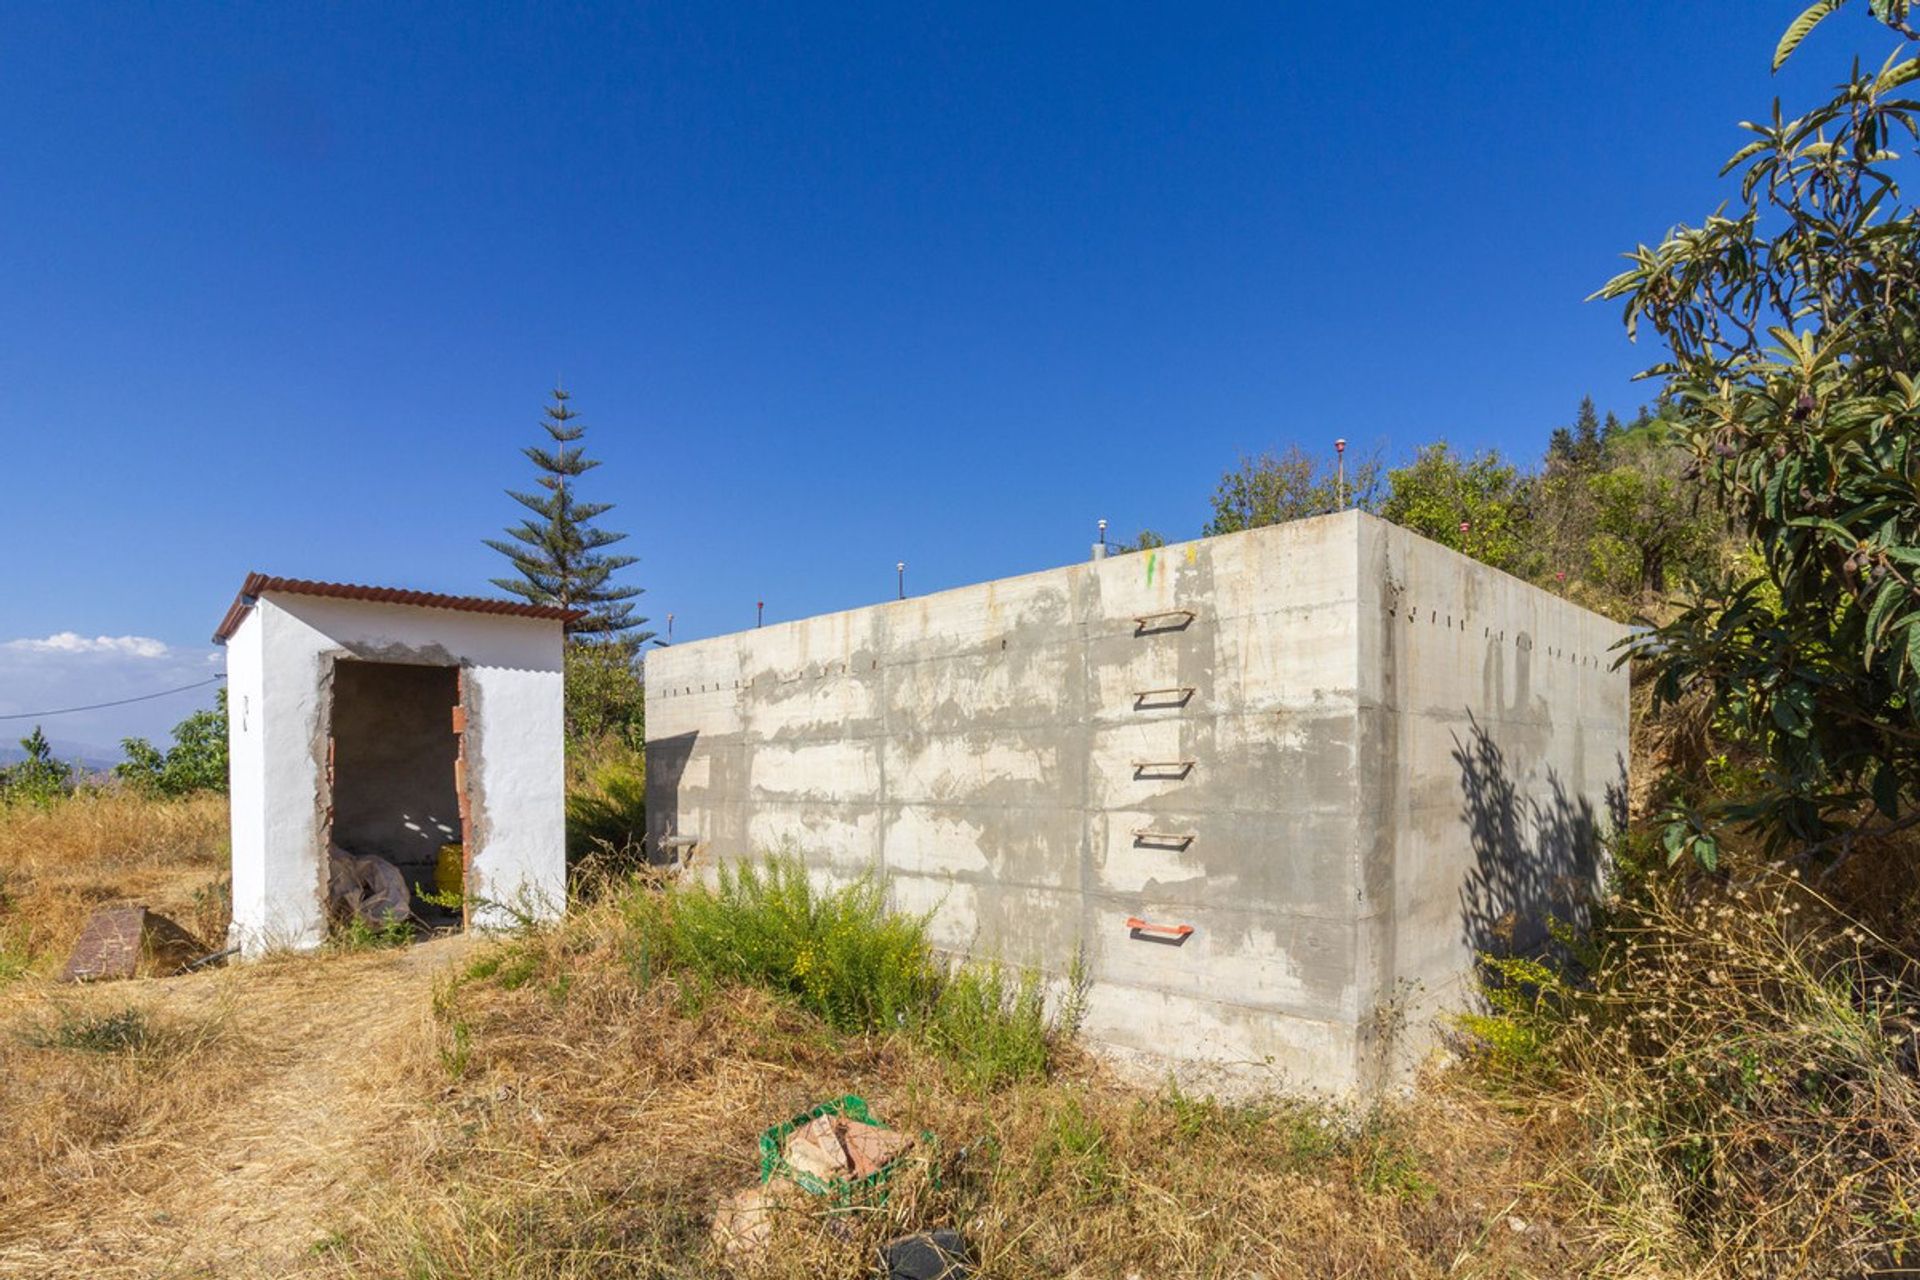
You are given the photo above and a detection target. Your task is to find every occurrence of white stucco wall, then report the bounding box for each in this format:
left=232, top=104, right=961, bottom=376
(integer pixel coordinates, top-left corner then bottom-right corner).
left=223, top=593, right=567, bottom=953
left=223, top=609, right=276, bottom=942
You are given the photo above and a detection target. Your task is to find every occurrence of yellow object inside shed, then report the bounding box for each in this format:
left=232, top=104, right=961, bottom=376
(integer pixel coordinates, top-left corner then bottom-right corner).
left=435, top=843, right=465, bottom=897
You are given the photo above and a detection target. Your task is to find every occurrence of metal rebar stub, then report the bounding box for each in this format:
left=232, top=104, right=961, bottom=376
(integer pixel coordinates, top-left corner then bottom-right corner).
left=1131, top=828, right=1197, bottom=849
left=1125, top=917, right=1195, bottom=944
left=1132, top=686, right=1195, bottom=710
left=1131, top=759, right=1196, bottom=779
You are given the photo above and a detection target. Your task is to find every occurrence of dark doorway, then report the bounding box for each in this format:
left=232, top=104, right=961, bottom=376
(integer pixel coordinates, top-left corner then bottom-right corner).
left=328, top=660, right=462, bottom=922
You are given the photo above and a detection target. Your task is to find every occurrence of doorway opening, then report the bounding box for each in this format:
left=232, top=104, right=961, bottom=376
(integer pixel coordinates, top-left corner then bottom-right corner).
left=326, top=659, right=467, bottom=930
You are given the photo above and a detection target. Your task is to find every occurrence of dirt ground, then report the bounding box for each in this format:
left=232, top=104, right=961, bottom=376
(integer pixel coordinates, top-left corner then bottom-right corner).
left=0, top=938, right=473, bottom=1278
left=0, top=795, right=1622, bottom=1279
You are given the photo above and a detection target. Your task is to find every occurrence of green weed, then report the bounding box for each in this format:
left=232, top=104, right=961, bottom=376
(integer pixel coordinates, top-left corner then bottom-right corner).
left=329, top=915, right=414, bottom=952
left=922, top=961, right=1050, bottom=1092
left=609, top=854, right=1073, bottom=1086
left=1029, top=1093, right=1113, bottom=1205
left=1356, top=1116, right=1437, bottom=1200
left=654, top=855, right=938, bottom=1034
left=566, top=750, right=647, bottom=880
left=34, top=1007, right=154, bottom=1054
left=441, top=1018, right=472, bottom=1080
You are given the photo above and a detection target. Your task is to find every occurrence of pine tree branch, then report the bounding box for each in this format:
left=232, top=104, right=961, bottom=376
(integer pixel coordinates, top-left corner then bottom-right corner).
left=486, top=387, right=647, bottom=638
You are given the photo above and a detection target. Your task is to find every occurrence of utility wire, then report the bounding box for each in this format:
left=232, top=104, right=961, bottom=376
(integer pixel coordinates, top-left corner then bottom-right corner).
left=0, top=674, right=226, bottom=722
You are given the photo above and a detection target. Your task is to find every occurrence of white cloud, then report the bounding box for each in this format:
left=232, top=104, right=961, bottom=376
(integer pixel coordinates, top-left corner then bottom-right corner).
left=0, top=631, right=222, bottom=757
left=4, top=632, right=172, bottom=659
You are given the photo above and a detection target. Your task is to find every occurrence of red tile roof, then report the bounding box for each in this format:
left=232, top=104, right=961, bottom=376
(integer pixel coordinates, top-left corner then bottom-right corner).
left=212, top=573, right=584, bottom=643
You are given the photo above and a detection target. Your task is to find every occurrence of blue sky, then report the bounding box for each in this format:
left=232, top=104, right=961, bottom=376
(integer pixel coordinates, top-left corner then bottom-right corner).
left=0, top=2, right=1895, bottom=752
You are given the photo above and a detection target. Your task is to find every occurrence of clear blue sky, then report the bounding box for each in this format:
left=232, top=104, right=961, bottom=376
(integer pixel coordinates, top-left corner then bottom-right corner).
left=0, top=2, right=1894, bottom=752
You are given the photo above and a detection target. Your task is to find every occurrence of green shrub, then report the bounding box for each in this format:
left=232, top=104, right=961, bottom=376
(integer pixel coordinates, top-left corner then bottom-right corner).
left=115, top=692, right=228, bottom=797
left=614, top=854, right=1075, bottom=1086
left=0, top=874, right=27, bottom=982
left=1456, top=914, right=1601, bottom=1082
left=660, top=856, right=938, bottom=1034
left=566, top=748, right=646, bottom=877
left=1455, top=952, right=1567, bottom=1079
left=1028, top=1093, right=1113, bottom=1205
left=1354, top=1113, right=1437, bottom=1201
left=564, top=640, right=646, bottom=751
left=0, top=924, right=30, bottom=983
left=923, top=961, right=1051, bottom=1092
left=0, top=728, right=74, bottom=807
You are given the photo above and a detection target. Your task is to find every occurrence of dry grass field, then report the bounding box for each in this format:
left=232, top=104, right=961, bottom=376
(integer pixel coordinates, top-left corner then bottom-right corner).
left=1, top=791, right=1913, bottom=1278
left=0, top=793, right=1608, bottom=1280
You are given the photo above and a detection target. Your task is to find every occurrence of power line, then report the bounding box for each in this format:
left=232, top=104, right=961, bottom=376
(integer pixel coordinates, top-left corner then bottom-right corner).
left=0, top=674, right=226, bottom=723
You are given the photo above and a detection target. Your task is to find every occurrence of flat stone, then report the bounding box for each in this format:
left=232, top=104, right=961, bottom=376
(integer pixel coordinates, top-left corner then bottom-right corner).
left=710, top=1181, right=801, bottom=1259
left=60, top=906, right=206, bottom=983
left=783, top=1114, right=912, bottom=1182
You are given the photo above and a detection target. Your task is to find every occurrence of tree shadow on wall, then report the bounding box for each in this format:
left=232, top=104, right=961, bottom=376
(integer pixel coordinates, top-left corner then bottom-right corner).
left=1453, top=712, right=1627, bottom=959
left=644, top=732, right=697, bottom=867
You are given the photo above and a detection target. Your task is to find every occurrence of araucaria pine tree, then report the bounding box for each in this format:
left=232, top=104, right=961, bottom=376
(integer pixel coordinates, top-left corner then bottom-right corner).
left=487, top=388, right=651, bottom=641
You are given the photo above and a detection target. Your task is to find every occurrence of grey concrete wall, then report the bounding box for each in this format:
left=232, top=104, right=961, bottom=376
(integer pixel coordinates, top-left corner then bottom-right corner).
left=646, top=511, right=1629, bottom=1093
left=1353, top=518, right=1630, bottom=1088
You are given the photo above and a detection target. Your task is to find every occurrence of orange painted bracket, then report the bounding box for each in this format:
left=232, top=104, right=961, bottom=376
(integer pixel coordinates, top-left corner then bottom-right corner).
left=1125, top=917, right=1194, bottom=939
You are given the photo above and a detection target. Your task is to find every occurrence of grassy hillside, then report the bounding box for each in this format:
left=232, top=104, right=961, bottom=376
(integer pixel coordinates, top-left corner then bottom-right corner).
left=0, top=786, right=1915, bottom=1277
left=0, top=798, right=1581, bottom=1279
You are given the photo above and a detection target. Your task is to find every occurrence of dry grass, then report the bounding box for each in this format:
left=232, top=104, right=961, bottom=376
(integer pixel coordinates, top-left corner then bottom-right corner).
left=1464, top=859, right=1920, bottom=1279
left=310, top=900, right=1590, bottom=1279
left=0, top=852, right=1588, bottom=1279
left=0, top=939, right=465, bottom=1277
left=0, top=791, right=230, bottom=972
left=6, top=788, right=1915, bottom=1277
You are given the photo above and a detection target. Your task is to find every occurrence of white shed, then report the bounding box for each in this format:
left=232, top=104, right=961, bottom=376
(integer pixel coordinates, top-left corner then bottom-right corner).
left=214, top=574, right=575, bottom=954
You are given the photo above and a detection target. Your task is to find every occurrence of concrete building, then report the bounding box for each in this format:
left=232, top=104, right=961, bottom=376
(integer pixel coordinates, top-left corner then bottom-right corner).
left=645, top=511, right=1629, bottom=1093
left=215, top=575, right=574, bottom=954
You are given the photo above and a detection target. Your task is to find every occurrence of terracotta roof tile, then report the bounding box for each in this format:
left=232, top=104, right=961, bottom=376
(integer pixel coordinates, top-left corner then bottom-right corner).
left=212, top=573, right=583, bottom=643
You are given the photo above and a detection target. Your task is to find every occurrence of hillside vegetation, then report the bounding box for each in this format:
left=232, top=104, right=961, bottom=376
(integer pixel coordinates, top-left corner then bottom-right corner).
left=0, top=805, right=1589, bottom=1279
left=7, top=6, right=1920, bottom=1275
left=0, top=776, right=1916, bottom=1276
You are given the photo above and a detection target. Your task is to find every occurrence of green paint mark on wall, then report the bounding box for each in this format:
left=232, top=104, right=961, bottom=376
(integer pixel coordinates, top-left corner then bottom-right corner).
left=1146, top=550, right=1157, bottom=586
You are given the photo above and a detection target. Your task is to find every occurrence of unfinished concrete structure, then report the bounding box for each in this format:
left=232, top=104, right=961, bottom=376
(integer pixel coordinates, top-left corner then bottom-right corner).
left=646, top=511, right=1629, bottom=1093
left=216, top=576, right=574, bottom=953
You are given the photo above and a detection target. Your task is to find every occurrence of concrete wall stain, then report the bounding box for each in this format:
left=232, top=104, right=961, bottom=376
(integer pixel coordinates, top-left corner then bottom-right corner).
left=647, top=511, right=1630, bottom=1093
